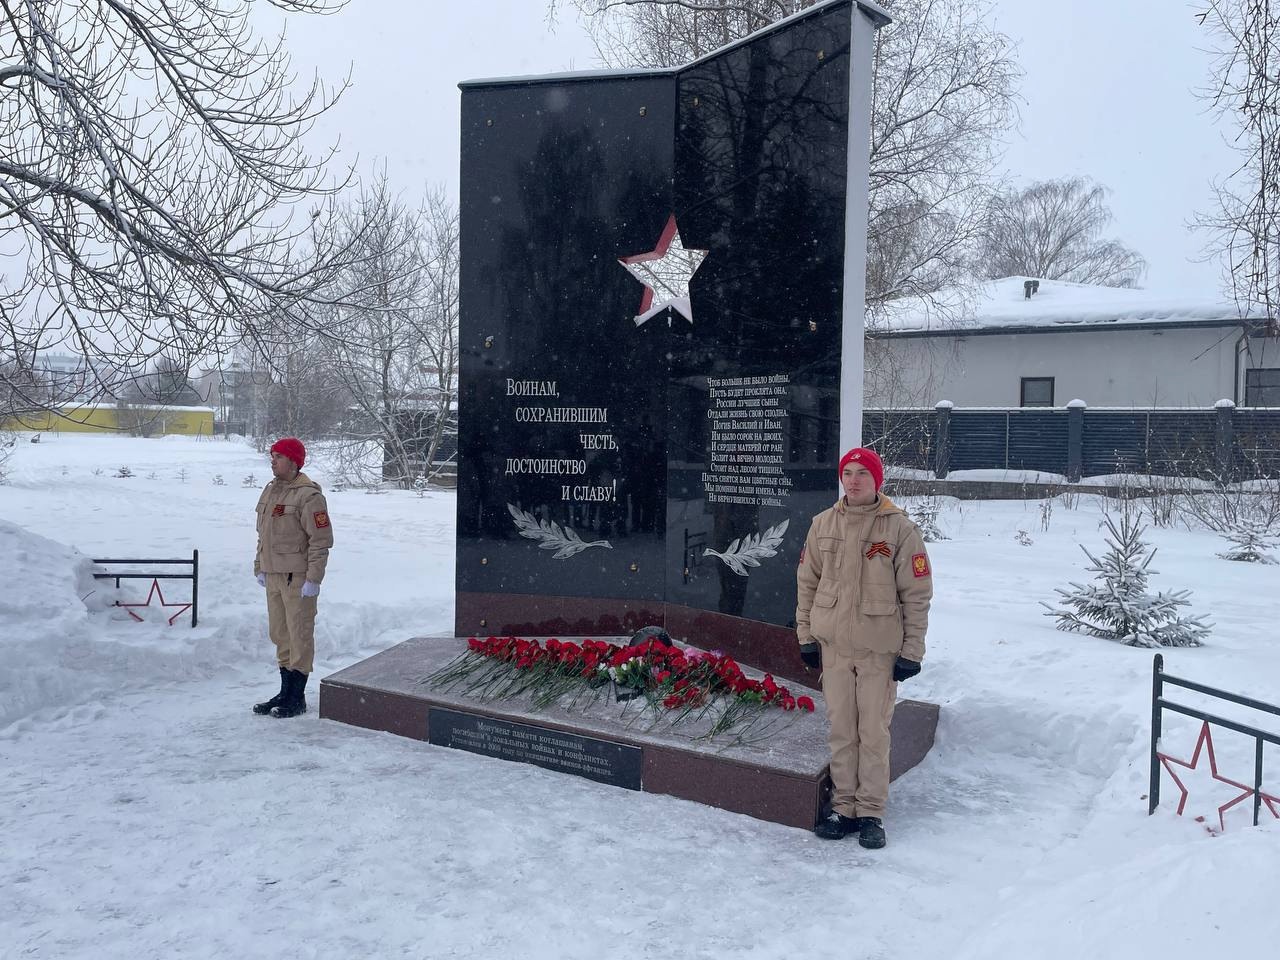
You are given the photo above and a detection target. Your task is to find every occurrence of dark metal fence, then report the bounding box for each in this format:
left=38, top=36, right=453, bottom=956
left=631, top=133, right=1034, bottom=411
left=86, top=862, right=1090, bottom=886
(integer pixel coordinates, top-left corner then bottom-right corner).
left=864, top=404, right=1280, bottom=480
left=92, top=550, right=199, bottom=627
left=1149, top=653, right=1279, bottom=830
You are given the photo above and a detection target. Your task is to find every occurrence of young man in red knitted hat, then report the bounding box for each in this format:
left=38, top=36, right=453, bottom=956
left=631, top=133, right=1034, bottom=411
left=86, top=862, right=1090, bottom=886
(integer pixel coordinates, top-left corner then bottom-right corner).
left=251, top=437, right=334, bottom=718
left=795, top=446, right=932, bottom=848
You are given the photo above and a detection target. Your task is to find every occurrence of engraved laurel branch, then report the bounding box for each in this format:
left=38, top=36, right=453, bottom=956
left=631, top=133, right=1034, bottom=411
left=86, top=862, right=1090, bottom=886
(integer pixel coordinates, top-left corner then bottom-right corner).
left=507, top=504, right=613, bottom=560
left=703, top=519, right=790, bottom=577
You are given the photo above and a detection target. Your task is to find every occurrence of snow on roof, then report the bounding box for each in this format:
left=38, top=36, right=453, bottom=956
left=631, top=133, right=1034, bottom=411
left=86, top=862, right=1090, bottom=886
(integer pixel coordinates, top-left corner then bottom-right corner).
left=876, top=276, right=1252, bottom=335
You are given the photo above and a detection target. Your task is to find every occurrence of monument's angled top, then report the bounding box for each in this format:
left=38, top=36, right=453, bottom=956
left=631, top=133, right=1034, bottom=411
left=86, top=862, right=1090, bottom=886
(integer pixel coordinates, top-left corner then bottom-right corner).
left=458, top=0, right=890, bottom=90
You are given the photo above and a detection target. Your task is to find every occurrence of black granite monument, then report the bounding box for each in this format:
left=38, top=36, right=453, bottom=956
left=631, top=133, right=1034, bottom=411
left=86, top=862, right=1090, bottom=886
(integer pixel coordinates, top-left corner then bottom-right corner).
left=456, top=0, right=888, bottom=681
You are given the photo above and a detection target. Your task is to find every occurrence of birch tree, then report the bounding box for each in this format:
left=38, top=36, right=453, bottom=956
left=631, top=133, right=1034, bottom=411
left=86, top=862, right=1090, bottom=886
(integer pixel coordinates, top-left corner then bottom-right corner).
left=979, top=177, right=1148, bottom=287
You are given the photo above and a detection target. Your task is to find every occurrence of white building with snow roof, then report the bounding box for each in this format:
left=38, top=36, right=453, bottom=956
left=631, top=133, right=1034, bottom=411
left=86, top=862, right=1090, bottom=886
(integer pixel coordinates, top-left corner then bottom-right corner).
left=866, top=276, right=1279, bottom=408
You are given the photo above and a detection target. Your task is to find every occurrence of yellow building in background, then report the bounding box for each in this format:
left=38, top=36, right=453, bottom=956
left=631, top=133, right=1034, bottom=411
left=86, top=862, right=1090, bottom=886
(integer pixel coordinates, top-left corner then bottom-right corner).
left=3, top=404, right=216, bottom=436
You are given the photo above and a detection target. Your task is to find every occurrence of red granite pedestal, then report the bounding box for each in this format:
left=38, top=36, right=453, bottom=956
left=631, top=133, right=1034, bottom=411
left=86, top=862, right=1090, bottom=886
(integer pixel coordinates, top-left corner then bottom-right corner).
left=319, top=637, right=939, bottom=830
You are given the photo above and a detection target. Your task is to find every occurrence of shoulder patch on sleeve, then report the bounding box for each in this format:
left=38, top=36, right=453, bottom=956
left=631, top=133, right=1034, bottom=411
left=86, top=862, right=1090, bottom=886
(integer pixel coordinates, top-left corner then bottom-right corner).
left=911, top=553, right=930, bottom=578
left=313, top=510, right=330, bottom=529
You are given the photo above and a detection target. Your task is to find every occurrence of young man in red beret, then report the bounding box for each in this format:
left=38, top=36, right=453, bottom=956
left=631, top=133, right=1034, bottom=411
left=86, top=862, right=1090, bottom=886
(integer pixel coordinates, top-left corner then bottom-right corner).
left=251, top=437, right=334, bottom=718
left=795, top=447, right=932, bottom=848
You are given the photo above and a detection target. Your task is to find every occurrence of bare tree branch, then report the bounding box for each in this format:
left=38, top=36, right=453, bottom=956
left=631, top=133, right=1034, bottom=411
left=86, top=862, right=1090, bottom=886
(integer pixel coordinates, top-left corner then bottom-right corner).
left=0, top=0, right=355, bottom=417
left=1195, top=0, right=1280, bottom=333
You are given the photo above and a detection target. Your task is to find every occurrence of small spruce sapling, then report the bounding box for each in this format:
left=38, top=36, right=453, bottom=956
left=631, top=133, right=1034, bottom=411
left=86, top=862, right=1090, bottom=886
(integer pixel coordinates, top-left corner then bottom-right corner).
left=1217, top=518, right=1277, bottom=564
left=1043, top=503, right=1209, bottom=647
left=909, top=496, right=948, bottom=541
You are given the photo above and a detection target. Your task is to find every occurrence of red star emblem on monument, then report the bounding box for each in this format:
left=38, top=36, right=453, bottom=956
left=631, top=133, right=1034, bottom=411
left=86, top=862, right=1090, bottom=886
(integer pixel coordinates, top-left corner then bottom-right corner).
left=619, top=214, right=709, bottom=327
left=116, top=578, right=193, bottom=627
left=1157, top=720, right=1280, bottom=832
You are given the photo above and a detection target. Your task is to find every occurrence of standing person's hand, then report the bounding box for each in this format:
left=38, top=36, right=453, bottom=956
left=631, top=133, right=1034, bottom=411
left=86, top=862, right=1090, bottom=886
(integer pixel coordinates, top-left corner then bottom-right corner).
left=301, top=580, right=320, bottom=598
left=256, top=572, right=266, bottom=587
left=892, top=657, right=921, bottom=682
left=799, top=643, right=822, bottom=671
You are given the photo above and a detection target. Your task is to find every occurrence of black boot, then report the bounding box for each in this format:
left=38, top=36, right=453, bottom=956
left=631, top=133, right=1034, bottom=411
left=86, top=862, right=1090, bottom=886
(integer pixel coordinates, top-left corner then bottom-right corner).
left=253, top=667, right=289, bottom=715
left=857, top=817, right=887, bottom=849
left=814, top=812, right=863, bottom=840
left=270, top=669, right=309, bottom=718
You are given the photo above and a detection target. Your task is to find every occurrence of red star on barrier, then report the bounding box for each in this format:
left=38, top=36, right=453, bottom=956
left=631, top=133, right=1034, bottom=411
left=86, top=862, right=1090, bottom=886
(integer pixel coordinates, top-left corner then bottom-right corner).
left=1157, top=720, right=1280, bottom=832
left=115, top=578, right=192, bottom=627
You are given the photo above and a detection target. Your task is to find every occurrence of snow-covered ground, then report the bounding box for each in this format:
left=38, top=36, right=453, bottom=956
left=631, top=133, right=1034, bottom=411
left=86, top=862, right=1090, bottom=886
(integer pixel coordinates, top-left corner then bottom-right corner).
left=2, top=434, right=1277, bottom=959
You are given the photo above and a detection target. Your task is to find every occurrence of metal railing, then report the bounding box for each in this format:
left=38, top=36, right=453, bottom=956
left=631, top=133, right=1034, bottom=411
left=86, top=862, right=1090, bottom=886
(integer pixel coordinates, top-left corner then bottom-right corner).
left=1149, top=653, right=1280, bottom=828
left=92, top=549, right=199, bottom=627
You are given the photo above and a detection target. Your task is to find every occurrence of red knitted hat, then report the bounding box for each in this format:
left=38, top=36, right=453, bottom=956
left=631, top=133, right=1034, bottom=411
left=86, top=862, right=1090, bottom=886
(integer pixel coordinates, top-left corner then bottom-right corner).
left=270, top=437, right=306, bottom=469
left=838, top=447, right=884, bottom=490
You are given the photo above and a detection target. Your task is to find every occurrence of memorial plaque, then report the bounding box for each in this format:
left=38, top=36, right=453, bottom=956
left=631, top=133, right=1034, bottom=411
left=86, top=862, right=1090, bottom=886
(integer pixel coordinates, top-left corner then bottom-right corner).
left=428, top=708, right=644, bottom=791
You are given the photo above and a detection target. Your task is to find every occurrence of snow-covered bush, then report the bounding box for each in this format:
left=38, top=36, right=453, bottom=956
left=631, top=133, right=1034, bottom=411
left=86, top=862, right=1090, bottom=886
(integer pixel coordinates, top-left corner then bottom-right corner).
left=1217, top=518, right=1277, bottom=564
left=1014, top=528, right=1034, bottom=546
left=1044, top=504, right=1209, bottom=648
left=909, top=496, right=948, bottom=541
left=242, top=473, right=258, bottom=488
left=212, top=474, right=225, bottom=486
left=114, top=465, right=134, bottom=478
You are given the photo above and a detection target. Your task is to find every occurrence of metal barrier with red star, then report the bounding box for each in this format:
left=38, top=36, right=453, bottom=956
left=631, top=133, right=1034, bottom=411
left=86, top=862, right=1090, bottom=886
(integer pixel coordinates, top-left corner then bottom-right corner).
left=93, top=550, right=199, bottom=627
left=1150, top=653, right=1280, bottom=831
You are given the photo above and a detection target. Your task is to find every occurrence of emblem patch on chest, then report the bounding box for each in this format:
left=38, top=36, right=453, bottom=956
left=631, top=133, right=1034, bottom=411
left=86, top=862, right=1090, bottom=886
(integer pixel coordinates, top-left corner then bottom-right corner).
left=271, top=504, right=285, bottom=517
left=313, top=511, right=330, bottom=529
left=912, top=553, right=931, bottom=578
left=865, top=541, right=891, bottom=559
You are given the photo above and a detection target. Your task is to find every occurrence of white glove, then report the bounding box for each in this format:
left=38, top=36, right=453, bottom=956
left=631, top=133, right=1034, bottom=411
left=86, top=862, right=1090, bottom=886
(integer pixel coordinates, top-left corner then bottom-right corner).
left=256, top=572, right=266, bottom=587
left=301, top=580, right=320, bottom=598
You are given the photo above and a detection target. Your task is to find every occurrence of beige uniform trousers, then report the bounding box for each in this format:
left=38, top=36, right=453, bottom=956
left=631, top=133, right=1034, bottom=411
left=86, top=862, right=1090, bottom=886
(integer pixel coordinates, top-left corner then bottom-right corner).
left=265, top=572, right=317, bottom=674
left=821, top=645, right=898, bottom=819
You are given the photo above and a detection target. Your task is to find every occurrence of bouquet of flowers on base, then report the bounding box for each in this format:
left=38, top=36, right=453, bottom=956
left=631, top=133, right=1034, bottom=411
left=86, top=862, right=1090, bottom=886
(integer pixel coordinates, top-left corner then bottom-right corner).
left=424, top=635, right=814, bottom=743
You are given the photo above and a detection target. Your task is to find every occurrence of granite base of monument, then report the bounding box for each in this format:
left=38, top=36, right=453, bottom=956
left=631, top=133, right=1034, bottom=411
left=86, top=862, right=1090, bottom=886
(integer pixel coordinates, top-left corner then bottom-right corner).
left=319, top=637, right=939, bottom=830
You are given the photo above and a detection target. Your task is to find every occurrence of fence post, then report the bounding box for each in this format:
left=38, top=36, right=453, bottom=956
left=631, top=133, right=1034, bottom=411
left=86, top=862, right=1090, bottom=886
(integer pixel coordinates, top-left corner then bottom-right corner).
left=1214, top=398, right=1235, bottom=482
left=1067, top=399, right=1086, bottom=482
left=191, top=549, right=199, bottom=628
left=1149, top=653, right=1163, bottom=816
left=934, top=401, right=952, bottom=479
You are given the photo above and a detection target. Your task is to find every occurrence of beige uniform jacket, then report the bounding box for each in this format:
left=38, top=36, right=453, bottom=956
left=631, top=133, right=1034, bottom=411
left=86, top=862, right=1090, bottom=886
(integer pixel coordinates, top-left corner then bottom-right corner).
left=253, top=472, right=334, bottom=584
left=795, top=495, right=932, bottom=662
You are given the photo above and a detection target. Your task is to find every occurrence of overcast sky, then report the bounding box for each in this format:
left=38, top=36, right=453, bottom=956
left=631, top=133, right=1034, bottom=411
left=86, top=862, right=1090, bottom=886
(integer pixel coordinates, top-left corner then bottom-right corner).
left=275, top=0, right=1236, bottom=296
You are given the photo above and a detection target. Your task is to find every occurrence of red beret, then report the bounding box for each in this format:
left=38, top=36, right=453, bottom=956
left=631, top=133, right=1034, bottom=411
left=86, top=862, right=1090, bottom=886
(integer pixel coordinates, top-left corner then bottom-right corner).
left=270, top=437, right=306, bottom=469
left=837, top=447, right=883, bottom=490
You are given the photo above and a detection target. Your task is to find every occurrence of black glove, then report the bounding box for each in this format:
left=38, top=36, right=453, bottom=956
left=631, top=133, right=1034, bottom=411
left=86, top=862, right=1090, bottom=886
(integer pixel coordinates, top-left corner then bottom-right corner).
left=892, top=657, right=922, bottom=683
left=799, top=643, right=822, bottom=671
